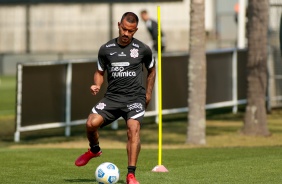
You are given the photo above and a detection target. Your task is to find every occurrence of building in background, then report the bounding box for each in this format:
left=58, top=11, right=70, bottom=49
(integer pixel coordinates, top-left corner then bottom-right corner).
left=0, top=0, right=241, bottom=54
left=0, top=0, right=281, bottom=76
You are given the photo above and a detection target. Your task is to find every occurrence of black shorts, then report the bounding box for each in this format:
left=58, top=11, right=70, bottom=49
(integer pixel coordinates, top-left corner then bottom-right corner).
left=92, top=98, right=145, bottom=128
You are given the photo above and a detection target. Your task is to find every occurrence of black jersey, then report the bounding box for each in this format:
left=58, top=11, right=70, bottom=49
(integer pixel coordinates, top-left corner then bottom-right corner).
left=146, top=19, right=159, bottom=42
left=97, top=38, right=155, bottom=103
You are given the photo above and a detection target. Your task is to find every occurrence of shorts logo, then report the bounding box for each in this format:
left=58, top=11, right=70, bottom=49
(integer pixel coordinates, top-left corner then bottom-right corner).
left=127, top=103, right=143, bottom=112
left=130, top=48, right=139, bottom=58
left=96, top=103, right=106, bottom=110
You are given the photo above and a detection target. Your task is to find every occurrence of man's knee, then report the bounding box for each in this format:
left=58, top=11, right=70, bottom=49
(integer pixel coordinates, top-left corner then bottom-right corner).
left=127, top=119, right=140, bottom=136
left=86, top=113, right=103, bottom=130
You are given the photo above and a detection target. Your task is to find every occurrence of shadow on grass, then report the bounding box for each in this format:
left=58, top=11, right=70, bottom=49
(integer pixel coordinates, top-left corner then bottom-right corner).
left=64, top=179, right=125, bottom=183
left=64, top=179, right=95, bottom=183
left=206, top=106, right=245, bottom=121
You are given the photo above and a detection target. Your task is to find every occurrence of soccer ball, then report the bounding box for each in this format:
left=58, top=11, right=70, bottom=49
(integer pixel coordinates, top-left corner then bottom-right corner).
left=95, top=162, right=120, bottom=184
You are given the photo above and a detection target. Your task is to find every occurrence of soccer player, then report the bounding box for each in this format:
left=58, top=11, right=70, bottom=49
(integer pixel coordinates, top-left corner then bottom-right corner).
left=140, top=9, right=166, bottom=52
left=74, top=12, right=156, bottom=184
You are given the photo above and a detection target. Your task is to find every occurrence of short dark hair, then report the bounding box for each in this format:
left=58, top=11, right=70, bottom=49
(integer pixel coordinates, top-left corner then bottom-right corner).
left=140, top=10, right=148, bottom=14
left=120, top=12, right=139, bottom=25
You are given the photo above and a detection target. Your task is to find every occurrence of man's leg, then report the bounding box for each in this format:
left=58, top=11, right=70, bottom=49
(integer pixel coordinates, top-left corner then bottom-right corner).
left=126, top=119, right=140, bottom=184
left=75, top=113, right=104, bottom=166
left=86, top=113, right=104, bottom=147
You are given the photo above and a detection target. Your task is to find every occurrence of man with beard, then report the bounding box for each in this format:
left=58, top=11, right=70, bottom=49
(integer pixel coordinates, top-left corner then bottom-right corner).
left=74, top=12, right=156, bottom=184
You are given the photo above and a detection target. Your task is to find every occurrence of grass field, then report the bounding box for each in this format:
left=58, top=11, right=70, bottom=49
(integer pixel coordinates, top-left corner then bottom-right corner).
left=1, top=147, right=282, bottom=184
left=0, top=75, right=16, bottom=116
left=1, top=76, right=282, bottom=183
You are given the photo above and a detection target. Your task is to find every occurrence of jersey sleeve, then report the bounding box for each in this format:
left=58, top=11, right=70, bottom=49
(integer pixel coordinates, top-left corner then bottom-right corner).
left=143, top=44, right=155, bottom=69
left=97, top=45, right=107, bottom=71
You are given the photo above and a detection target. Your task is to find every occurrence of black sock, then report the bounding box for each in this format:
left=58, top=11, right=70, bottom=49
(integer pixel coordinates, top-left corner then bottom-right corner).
left=127, top=166, right=136, bottom=175
left=90, top=143, right=100, bottom=153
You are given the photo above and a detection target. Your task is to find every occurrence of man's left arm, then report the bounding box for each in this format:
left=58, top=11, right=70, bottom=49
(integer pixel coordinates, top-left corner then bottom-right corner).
left=145, top=66, right=156, bottom=108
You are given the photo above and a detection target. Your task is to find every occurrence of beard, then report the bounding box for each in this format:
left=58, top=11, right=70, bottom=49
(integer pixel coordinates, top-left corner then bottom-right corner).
left=119, top=35, right=131, bottom=45
left=121, top=35, right=129, bottom=42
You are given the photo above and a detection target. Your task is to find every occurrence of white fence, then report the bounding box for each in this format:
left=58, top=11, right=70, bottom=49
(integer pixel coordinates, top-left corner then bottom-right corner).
left=14, top=49, right=282, bottom=142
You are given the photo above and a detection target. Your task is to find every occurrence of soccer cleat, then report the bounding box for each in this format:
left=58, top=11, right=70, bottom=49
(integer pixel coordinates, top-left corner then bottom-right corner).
left=75, top=149, right=102, bottom=166
left=126, top=173, right=140, bottom=184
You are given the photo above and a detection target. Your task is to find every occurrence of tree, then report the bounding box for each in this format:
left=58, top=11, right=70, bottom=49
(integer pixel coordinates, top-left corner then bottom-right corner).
left=242, top=0, right=271, bottom=136
left=279, top=12, right=282, bottom=56
left=187, top=0, right=206, bottom=144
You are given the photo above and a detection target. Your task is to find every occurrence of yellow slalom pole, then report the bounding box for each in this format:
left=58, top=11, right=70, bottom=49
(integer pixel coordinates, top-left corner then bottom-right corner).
left=152, top=6, right=168, bottom=172
left=157, top=6, right=163, bottom=166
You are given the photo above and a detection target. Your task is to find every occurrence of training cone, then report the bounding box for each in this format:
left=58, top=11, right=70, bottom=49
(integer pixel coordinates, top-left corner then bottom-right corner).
left=152, top=165, right=169, bottom=172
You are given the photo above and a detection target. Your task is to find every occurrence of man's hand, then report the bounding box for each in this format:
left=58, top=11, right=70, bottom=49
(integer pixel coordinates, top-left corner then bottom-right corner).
left=145, top=93, right=152, bottom=108
left=90, top=85, right=100, bottom=95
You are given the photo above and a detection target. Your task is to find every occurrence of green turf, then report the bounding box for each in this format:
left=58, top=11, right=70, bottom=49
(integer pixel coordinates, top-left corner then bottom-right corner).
left=1, top=76, right=282, bottom=183
left=0, top=76, right=16, bottom=116
left=0, top=147, right=282, bottom=184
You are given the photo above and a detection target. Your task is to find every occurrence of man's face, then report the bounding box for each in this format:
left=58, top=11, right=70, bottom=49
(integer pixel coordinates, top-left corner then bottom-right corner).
left=140, top=13, right=148, bottom=21
left=118, top=19, right=138, bottom=46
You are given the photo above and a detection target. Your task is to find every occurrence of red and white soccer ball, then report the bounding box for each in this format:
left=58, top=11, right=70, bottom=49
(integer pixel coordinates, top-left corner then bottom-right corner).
left=95, top=162, right=120, bottom=184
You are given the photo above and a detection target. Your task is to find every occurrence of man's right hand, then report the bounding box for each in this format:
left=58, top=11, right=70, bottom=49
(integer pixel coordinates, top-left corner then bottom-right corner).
left=90, top=85, right=100, bottom=95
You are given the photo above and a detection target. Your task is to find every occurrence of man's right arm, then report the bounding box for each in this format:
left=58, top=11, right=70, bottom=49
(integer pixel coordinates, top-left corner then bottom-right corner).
left=90, top=70, right=104, bottom=95
left=92, top=44, right=107, bottom=96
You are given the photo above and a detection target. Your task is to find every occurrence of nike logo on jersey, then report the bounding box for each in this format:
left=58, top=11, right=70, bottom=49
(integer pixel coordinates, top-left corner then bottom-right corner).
left=110, top=52, right=117, bottom=55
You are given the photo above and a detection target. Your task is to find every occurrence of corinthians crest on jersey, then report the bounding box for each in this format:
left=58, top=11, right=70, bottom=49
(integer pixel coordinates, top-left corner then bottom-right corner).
left=130, top=48, right=139, bottom=58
